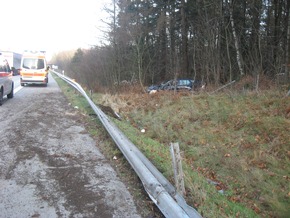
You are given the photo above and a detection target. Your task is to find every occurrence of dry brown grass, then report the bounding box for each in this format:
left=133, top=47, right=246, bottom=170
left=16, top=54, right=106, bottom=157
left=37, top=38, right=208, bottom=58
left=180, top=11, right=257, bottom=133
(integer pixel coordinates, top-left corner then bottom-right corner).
left=94, top=85, right=290, bottom=218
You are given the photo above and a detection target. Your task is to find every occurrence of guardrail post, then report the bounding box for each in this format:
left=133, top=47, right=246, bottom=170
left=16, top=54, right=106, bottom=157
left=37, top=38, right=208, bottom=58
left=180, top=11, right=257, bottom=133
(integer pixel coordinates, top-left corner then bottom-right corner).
left=170, top=142, right=185, bottom=196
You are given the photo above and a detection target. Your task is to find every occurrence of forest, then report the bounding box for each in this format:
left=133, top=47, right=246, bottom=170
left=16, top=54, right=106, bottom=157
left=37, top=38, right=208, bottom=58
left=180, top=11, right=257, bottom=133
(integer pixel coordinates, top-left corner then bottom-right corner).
left=52, top=0, right=290, bottom=91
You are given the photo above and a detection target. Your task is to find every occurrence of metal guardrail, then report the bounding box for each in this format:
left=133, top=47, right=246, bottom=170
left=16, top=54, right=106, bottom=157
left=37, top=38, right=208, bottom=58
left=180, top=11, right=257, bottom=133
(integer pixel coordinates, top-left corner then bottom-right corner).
left=52, top=71, right=202, bottom=218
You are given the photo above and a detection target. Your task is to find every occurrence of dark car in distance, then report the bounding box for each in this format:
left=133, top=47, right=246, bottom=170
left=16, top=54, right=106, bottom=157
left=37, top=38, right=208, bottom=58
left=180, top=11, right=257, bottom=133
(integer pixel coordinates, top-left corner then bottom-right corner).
left=147, top=79, right=206, bottom=93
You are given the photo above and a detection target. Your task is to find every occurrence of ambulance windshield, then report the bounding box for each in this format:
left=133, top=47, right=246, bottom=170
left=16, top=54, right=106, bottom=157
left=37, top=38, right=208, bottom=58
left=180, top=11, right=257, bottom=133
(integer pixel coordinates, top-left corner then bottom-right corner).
left=22, top=58, right=45, bottom=70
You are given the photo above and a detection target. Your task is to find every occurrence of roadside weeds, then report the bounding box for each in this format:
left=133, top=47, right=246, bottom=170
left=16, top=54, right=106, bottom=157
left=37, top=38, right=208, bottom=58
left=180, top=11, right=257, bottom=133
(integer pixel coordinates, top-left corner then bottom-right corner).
left=54, top=74, right=290, bottom=218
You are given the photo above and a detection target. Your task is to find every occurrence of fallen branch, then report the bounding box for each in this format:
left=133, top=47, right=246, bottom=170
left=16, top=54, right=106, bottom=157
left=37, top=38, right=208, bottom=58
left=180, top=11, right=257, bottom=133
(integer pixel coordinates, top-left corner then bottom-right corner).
left=210, top=80, right=236, bottom=94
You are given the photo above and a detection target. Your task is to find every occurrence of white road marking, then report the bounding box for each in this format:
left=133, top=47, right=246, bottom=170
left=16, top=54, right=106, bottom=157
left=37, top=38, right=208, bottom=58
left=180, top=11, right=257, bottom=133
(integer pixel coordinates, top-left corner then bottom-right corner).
left=14, top=86, right=23, bottom=94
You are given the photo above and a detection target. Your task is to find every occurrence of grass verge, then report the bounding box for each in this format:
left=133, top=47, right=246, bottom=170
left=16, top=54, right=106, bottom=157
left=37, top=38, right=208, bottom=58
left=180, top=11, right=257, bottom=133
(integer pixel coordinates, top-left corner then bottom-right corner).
left=93, top=90, right=290, bottom=218
left=53, top=73, right=290, bottom=217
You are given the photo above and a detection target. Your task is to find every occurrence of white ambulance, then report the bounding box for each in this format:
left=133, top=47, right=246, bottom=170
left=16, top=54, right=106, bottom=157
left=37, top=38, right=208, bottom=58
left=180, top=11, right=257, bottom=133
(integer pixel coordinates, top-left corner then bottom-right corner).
left=20, top=51, right=49, bottom=86
left=0, top=53, right=14, bottom=106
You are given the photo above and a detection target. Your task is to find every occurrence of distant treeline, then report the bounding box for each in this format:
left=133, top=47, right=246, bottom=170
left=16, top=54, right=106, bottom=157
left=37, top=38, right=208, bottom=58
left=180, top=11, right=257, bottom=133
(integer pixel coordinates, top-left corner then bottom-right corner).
left=52, top=0, right=290, bottom=91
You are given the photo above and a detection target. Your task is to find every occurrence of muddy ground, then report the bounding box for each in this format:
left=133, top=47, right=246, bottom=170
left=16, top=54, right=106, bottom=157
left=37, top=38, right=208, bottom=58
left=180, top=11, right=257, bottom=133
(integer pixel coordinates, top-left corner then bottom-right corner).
left=0, top=76, right=142, bottom=218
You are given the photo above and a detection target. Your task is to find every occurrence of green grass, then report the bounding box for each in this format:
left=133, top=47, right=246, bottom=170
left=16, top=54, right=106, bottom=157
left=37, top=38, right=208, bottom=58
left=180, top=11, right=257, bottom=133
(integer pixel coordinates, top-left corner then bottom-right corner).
left=95, top=91, right=289, bottom=218
left=54, top=74, right=290, bottom=217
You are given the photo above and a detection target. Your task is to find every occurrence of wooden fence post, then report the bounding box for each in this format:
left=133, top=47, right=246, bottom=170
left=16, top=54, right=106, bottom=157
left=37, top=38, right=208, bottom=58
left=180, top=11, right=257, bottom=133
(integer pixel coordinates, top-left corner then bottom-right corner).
left=170, top=142, right=185, bottom=196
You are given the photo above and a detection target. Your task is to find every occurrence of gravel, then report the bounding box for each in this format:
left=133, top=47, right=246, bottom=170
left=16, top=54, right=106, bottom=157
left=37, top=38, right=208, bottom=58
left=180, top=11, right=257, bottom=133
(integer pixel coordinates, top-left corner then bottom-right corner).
left=0, top=75, right=141, bottom=218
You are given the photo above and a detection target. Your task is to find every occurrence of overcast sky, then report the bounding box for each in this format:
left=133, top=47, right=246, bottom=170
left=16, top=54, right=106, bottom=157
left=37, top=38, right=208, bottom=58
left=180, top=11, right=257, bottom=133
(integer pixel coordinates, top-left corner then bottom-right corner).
left=1, top=0, right=111, bottom=58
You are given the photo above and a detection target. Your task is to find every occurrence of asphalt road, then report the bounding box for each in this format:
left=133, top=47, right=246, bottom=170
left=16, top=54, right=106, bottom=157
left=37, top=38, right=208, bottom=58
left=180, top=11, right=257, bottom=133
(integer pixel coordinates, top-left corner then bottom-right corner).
left=0, top=74, right=141, bottom=218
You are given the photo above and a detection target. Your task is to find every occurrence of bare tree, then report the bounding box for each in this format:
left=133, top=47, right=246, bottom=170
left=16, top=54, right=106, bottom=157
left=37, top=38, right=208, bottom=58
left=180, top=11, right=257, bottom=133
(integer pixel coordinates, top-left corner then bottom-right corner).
left=285, top=0, right=290, bottom=83
left=180, top=0, right=189, bottom=76
left=227, top=0, right=244, bottom=77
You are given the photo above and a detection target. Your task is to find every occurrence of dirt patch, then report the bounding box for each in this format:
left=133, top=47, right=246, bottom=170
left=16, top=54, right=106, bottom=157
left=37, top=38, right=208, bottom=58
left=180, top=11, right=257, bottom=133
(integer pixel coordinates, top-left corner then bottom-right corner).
left=0, top=80, right=141, bottom=218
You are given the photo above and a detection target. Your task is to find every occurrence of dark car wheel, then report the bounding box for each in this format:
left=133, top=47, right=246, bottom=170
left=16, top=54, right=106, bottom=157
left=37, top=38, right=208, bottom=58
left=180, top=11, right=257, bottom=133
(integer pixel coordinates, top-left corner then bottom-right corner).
left=0, top=89, right=3, bottom=106
left=7, top=83, right=14, bottom=99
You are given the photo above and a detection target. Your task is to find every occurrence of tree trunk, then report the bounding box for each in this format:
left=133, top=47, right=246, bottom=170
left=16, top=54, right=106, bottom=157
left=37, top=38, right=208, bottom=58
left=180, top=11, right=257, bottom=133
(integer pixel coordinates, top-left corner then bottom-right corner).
left=158, top=6, right=167, bottom=81
left=228, top=0, right=245, bottom=77
left=181, top=0, right=189, bottom=76
left=286, top=0, right=290, bottom=83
